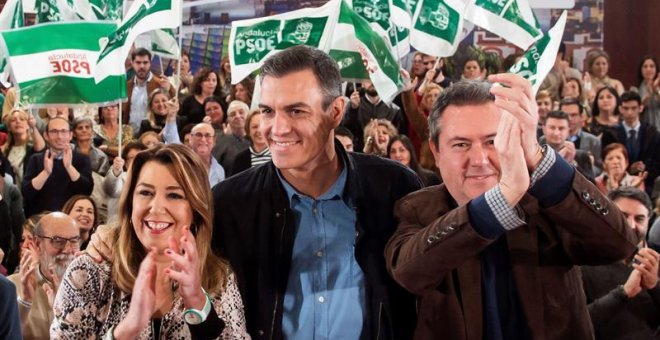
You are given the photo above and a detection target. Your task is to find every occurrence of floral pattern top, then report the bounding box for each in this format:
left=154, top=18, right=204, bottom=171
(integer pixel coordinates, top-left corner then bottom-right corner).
left=51, top=255, right=250, bottom=339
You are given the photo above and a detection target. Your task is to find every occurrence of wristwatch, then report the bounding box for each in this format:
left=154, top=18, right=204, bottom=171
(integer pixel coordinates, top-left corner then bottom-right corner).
left=183, top=289, right=212, bottom=325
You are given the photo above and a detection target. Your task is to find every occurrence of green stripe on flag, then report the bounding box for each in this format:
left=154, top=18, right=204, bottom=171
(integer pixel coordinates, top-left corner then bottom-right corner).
left=19, top=75, right=126, bottom=105
left=329, top=49, right=369, bottom=79
left=2, top=22, right=114, bottom=55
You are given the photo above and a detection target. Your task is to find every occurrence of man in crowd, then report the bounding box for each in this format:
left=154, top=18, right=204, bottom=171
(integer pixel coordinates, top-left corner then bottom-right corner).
left=561, top=97, right=602, bottom=175
left=213, top=100, right=250, bottom=176
left=602, top=91, right=660, bottom=196
left=541, top=110, right=595, bottom=180
left=213, top=45, right=420, bottom=339
left=385, top=75, right=638, bottom=339
left=343, top=80, right=406, bottom=152
left=123, top=48, right=176, bottom=133
left=334, top=126, right=354, bottom=152
left=9, top=212, right=79, bottom=339
left=22, top=117, right=93, bottom=217
left=582, top=187, right=660, bottom=339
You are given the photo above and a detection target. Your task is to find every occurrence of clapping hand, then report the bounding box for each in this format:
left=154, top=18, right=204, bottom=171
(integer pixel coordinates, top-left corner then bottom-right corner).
left=164, top=226, right=206, bottom=310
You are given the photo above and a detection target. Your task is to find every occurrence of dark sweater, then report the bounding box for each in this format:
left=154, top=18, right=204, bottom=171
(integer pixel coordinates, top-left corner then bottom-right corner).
left=21, top=150, right=93, bottom=217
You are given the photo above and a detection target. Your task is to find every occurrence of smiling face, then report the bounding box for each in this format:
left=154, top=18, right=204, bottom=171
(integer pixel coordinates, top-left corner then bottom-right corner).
left=131, top=161, right=193, bottom=251
left=46, top=118, right=72, bottom=152
left=68, top=198, right=95, bottom=232
left=259, top=69, right=343, bottom=173
left=641, top=58, right=657, bottom=81
left=248, top=113, right=267, bottom=149
left=8, top=111, right=29, bottom=135
left=204, top=101, right=224, bottom=125
left=190, top=124, right=216, bottom=158
left=389, top=140, right=411, bottom=167
left=150, top=92, right=169, bottom=116
left=536, top=97, right=552, bottom=120
left=431, top=103, right=501, bottom=205
left=227, top=102, right=248, bottom=134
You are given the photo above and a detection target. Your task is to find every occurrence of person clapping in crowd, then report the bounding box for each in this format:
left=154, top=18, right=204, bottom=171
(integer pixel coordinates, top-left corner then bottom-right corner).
left=51, top=144, right=249, bottom=339
left=587, top=49, right=625, bottom=95
left=633, top=56, right=660, bottom=132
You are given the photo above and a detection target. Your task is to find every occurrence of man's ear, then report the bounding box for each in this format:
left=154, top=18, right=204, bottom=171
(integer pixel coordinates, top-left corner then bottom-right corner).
left=330, top=96, right=347, bottom=128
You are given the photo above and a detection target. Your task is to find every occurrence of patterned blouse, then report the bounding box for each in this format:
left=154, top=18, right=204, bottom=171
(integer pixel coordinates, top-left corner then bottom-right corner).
left=51, top=255, right=250, bottom=339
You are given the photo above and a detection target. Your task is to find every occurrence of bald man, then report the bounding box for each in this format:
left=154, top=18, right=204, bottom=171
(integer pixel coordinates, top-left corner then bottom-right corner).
left=8, top=212, right=79, bottom=340
left=213, top=100, right=250, bottom=176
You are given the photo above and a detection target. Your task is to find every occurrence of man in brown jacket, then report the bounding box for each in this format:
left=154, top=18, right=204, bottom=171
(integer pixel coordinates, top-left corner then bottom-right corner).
left=122, top=47, right=176, bottom=134
left=385, top=74, right=639, bottom=339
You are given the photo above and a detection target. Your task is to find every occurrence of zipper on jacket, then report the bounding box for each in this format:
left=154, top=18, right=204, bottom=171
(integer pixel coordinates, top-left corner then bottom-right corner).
left=376, top=302, right=383, bottom=340
left=270, top=208, right=288, bottom=340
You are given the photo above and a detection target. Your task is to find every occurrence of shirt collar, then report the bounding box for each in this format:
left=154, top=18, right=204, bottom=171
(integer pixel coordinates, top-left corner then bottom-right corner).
left=133, top=72, right=153, bottom=86
left=277, top=163, right=348, bottom=205
left=623, top=121, right=641, bottom=133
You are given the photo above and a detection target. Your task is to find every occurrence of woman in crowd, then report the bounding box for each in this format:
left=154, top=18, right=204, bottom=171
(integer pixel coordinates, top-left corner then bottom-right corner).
left=231, top=78, right=254, bottom=106
left=103, top=141, right=148, bottom=224
left=587, top=86, right=621, bottom=137
left=52, top=144, right=249, bottom=339
left=73, top=116, right=110, bottom=176
left=94, top=104, right=134, bottom=159
left=594, top=143, right=646, bottom=194
left=202, top=96, right=225, bottom=132
left=218, top=56, right=233, bottom=101
left=586, top=49, right=625, bottom=95
left=1, top=109, right=45, bottom=185
left=231, top=109, right=271, bottom=175
left=462, top=57, right=485, bottom=80
left=139, top=89, right=181, bottom=136
left=62, top=195, right=98, bottom=250
left=362, top=119, right=397, bottom=156
left=632, top=55, right=660, bottom=132
left=387, top=135, right=441, bottom=187
left=180, top=67, right=222, bottom=125
left=139, top=131, right=162, bottom=149
left=168, top=51, right=193, bottom=99
left=559, top=76, right=591, bottom=116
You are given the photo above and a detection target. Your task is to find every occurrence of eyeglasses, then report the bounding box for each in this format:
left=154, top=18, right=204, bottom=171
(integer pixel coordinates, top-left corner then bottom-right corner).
left=36, top=235, right=80, bottom=249
left=47, top=129, right=70, bottom=135
left=191, top=132, right=215, bottom=139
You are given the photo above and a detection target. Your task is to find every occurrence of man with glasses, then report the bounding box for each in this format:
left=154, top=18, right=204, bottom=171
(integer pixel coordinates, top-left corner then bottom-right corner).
left=163, top=120, right=225, bottom=186
left=22, top=117, right=93, bottom=218
left=8, top=212, right=79, bottom=339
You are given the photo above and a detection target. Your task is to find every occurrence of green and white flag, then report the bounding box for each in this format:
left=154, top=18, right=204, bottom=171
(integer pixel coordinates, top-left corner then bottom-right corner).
left=388, top=0, right=414, bottom=28
left=229, top=0, right=339, bottom=84
left=349, top=0, right=409, bottom=59
left=151, top=29, right=179, bottom=58
left=409, top=0, right=466, bottom=57
left=94, top=0, right=182, bottom=83
left=0, top=21, right=126, bottom=106
left=89, top=0, right=123, bottom=21
left=508, top=11, right=566, bottom=95
left=330, top=0, right=403, bottom=102
left=0, top=0, right=24, bottom=85
left=464, top=0, right=541, bottom=50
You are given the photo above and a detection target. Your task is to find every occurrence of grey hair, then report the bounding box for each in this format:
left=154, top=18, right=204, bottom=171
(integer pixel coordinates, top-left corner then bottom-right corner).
left=260, top=45, right=342, bottom=109
left=428, top=80, right=495, bottom=147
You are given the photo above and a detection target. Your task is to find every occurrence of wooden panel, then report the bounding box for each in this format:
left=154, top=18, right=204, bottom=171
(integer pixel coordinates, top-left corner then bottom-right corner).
left=604, top=0, right=660, bottom=89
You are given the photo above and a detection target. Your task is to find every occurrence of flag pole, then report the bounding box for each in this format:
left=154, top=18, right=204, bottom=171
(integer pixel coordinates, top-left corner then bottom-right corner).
left=176, top=0, right=183, bottom=94
left=118, top=101, right=122, bottom=160
left=159, top=55, right=164, bottom=75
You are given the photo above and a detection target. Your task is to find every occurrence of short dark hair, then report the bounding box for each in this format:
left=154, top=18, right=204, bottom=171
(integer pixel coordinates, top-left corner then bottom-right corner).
left=428, top=80, right=494, bottom=146
left=620, top=91, right=642, bottom=106
left=545, top=110, right=569, bottom=124
left=608, top=186, right=652, bottom=215
left=334, top=126, right=354, bottom=141
left=260, top=45, right=341, bottom=110
left=46, top=116, right=71, bottom=132
left=121, top=141, right=148, bottom=160
left=559, top=97, right=584, bottom=114
left=131, top=48, right=152, bottom=61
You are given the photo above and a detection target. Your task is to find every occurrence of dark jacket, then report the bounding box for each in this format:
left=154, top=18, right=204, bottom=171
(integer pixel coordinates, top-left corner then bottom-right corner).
left=212, top=142, right=421, bottom=340
left=386, top=170, right=638, bottom=339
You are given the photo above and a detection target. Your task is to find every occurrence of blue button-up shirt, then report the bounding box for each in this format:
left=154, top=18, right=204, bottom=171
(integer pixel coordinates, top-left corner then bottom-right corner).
left=278, top=166, right=366, bottom=339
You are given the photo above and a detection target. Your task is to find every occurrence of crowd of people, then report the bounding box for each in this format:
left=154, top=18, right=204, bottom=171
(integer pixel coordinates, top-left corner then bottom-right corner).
left=0, top=40, right=658, bottom=339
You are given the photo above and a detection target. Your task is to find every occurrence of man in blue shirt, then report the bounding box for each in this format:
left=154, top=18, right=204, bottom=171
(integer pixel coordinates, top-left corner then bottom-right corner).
left=212, top=45, right=421, bottom=339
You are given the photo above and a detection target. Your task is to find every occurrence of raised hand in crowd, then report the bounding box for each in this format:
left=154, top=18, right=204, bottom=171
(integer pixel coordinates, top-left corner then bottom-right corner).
left=43, top=265, right=63, bottom=309
left=19, top=239, right=39, bottom=304
left=163, top=226, right=207, bottom=310
left=633, top=247, right=659, bottom=290
left=155, top=74, right=172, bottom=92
left=622, top=269, right=644, bottom=298
left=349, top=89, right=360, bottom=109
left=489, top=73, right=543, bottom=171
left=166, top=97, right=179, bottom=122
left=558, top=140, right=577, bottom=164
left=112, top=248, right=159, bottom=339
left=400, top=69, right=418, bottom=92
left=111, top=157, right=125, bottom=177
left=43, top=149, right=54, bottom=175
left=62, top=144, right=73, bottom=170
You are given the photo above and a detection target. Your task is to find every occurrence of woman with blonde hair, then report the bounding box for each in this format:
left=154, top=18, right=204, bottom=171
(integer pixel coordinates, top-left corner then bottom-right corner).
left=586, top=49, right=625, bottom=95
left=362, top=118, right=397, bottom=156
left=51, top=144, right=249, bottom=339
left=1, top=109, right=45, bottom=184
left=139, top=89, right=180, bottom=136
